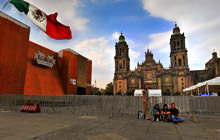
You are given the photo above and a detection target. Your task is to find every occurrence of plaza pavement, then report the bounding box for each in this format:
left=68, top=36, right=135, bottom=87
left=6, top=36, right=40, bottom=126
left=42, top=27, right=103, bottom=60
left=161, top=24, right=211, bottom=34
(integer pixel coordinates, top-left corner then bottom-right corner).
left=0, top=109, right=220, bottom=140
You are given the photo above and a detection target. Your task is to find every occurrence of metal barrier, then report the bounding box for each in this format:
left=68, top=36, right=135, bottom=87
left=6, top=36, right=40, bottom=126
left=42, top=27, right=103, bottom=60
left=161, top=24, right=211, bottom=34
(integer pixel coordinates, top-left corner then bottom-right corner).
left=0, top=95, right=220, bottom=115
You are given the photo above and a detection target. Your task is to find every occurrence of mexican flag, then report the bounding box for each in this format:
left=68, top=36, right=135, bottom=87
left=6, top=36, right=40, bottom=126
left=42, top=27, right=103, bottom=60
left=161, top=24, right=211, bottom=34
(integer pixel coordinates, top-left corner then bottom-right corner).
left=10, top=0, right=72, bottom=40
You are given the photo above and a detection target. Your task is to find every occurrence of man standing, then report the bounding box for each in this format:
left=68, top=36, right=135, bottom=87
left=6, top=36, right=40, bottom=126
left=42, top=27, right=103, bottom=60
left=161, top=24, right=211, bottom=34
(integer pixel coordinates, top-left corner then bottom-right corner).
left=142, top=85, right=150, bottom=120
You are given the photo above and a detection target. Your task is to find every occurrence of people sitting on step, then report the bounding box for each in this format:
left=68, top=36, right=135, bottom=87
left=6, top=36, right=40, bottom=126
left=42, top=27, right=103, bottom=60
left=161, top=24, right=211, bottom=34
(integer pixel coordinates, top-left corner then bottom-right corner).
left=161, top=104, right=172, bottom=122
left=152, top=104, right=161, bottom=122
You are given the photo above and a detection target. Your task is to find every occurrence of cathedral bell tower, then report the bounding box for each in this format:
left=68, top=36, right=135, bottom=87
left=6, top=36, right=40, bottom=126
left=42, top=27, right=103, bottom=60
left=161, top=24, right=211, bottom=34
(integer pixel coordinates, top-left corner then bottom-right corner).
left=114, top=33, right=130, bottom=73
left=170, top=23, right=189, bottom=70
left=113, top=33, right=130, bottom=95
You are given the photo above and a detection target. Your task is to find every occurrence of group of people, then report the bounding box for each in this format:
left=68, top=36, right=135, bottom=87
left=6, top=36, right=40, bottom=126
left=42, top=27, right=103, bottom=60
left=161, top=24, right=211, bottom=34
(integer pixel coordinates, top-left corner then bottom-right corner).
left=152, top=103, right=184, bottom=122
left=142, top=88, right=184, bottom=123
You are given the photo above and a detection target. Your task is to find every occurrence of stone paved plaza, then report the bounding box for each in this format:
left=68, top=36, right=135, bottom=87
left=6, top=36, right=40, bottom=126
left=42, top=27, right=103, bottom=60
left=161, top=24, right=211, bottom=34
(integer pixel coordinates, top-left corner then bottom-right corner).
left=0, top=110, right=220, bottom=140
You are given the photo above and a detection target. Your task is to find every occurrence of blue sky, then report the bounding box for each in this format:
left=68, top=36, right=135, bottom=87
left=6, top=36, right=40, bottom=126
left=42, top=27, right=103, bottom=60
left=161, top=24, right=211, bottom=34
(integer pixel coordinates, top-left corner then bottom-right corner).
left=1, top=0, right=220, bottom=88
left=79, top=0, right=171, bottom=36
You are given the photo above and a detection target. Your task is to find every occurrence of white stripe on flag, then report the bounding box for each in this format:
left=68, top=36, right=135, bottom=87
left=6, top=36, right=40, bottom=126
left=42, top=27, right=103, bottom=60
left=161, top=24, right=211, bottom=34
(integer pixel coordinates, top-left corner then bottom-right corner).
left=27, top=4, right=47, bottom=32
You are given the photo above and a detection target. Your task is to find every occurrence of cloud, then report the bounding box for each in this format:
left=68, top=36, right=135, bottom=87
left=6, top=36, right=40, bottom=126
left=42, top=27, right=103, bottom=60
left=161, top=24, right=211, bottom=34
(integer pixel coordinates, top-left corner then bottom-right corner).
left=112, top=32, right=120, bottom=40
left=130, top=49, right=140, bottom=70
left=75, top=38, right=114, bottom=67
left=147, top=31, right=170, bottom=51
left=142, top=0, right=220, bottom=70
left=74, top=37, right=115, bottom=88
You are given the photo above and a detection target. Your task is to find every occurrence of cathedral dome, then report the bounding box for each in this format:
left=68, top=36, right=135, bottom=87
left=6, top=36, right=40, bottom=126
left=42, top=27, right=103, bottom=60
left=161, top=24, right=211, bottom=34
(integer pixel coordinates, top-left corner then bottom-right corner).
left=119, top=33, right=125, bottom=42
left=173, top=23, right=180, bottom=34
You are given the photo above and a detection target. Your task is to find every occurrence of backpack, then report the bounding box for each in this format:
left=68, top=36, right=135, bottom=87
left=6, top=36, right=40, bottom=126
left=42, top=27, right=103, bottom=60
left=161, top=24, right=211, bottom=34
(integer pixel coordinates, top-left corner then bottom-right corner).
left=138, top=111, right=145, bottom=119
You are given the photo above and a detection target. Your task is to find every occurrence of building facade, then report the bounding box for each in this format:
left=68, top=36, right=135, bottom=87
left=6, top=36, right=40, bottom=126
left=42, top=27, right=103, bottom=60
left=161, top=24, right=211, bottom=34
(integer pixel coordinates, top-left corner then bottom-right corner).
left=0, top=12, right=92, bottom=95
left=113, top=24, right=220, bottom=95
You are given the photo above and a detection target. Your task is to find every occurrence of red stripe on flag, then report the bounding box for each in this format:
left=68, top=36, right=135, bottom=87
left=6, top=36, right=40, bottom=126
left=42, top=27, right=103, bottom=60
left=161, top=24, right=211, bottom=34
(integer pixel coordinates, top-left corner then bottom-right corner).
left=46, top=13, right=72, bottom=40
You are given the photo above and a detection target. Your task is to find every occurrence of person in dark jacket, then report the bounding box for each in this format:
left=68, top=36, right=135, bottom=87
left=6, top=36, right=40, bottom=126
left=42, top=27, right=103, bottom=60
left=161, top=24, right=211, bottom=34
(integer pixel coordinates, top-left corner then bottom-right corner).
left=152, top=104, right=161, bottom=122
left=170, top=103, right=184, bottom=123
left=161, top=104, right=171, bottom=122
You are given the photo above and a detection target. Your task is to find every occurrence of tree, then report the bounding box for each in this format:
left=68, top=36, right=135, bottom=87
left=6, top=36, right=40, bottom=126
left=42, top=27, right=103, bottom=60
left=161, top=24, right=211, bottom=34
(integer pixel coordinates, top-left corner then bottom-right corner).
left=126, top=90, right=133, bottom=96
left=105, top=82, right=113, bottom=95
left=173, top=91, right=181, bottom=96
left=91, top=91, right=101, bottom=95
left=162, top=90, right=168, bottom=96
left=117, top=91, right=122, bottom=96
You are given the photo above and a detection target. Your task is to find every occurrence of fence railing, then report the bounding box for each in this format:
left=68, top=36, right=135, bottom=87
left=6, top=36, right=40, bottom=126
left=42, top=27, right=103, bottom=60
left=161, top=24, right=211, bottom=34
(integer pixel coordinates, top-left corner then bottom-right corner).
left=0, top=95, right=220, bottom=115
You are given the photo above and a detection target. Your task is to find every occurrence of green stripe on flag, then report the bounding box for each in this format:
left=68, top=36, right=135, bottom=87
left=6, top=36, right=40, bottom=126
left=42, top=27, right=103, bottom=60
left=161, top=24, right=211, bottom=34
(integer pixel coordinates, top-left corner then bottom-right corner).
left=10, top=0, right=29, bottom=15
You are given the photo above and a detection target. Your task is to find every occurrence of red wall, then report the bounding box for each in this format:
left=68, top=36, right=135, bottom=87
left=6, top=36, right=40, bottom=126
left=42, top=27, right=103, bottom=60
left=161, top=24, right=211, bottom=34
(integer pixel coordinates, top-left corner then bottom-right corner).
left=59, top=50, right=78, bottom=95
left=24, top=42, right=64, bottom=95
left=86, top=60, right=92, bottom=95
left=0, top=14, right=30, bottom=94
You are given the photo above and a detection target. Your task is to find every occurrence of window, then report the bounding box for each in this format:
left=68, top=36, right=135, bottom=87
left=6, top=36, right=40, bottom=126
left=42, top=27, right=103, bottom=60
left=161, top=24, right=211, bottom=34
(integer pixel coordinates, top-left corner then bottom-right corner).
left=178, top=59, right=182, bottom=66
left=181, top=40, right=183, bottom=49
left=119, top=63, right=122, bottom=70
left=183, top=55, right=185, bottom=66
left=177, top=41, right=179, bottom=49
left=120, top=48, right=124, bottom=56
left=174, top=42, right=176, bottom=50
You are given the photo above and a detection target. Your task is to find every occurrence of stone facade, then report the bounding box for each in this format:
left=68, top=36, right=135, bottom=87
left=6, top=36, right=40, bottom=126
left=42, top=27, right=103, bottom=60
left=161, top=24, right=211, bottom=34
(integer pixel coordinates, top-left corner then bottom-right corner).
left=113, top=24, right=220, bottom=95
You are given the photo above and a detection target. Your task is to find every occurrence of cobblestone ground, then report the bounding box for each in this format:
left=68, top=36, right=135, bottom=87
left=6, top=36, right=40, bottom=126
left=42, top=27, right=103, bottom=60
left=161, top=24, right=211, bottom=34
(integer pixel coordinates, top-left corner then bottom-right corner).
left=0, top=109, right=220, bottom=140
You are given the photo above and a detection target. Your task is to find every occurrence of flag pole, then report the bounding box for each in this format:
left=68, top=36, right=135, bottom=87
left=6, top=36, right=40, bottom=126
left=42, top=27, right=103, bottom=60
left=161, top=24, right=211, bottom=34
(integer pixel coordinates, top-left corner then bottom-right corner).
left=1, top=0, right=10, bottom=11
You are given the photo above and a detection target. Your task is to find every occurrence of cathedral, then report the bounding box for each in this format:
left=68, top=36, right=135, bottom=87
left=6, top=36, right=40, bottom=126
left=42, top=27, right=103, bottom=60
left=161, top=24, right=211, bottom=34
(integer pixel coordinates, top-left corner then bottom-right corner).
left=113, top=24, right=220, bottom=95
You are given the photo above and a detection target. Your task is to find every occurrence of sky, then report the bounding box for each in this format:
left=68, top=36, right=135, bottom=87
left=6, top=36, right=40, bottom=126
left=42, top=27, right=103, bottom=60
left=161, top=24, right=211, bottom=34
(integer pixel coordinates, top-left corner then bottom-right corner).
left=1, top=0, right=220, bottom=89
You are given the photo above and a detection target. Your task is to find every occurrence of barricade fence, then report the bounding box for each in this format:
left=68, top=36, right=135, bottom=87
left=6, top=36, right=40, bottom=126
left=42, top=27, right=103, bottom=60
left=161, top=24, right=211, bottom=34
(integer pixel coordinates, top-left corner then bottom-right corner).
left=0, top=95, right=220, bottom=116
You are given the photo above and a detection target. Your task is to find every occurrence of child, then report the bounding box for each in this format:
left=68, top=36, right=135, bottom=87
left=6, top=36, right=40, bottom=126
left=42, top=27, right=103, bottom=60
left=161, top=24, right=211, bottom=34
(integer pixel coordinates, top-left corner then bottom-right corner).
left=161, top=104, right=171, bottom=122
left=152, top=104, right=161, bottom=122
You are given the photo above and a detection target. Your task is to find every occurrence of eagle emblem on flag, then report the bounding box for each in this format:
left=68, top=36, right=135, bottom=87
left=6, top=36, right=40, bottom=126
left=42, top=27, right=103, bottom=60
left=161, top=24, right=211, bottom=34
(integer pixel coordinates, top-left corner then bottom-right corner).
left=31, top=9, right=45, bottom=22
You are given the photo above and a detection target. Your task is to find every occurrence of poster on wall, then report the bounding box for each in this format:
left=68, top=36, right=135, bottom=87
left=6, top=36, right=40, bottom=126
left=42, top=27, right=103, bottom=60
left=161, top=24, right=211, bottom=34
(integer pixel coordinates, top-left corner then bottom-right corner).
left=34, top=51, right=56, bottom=67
